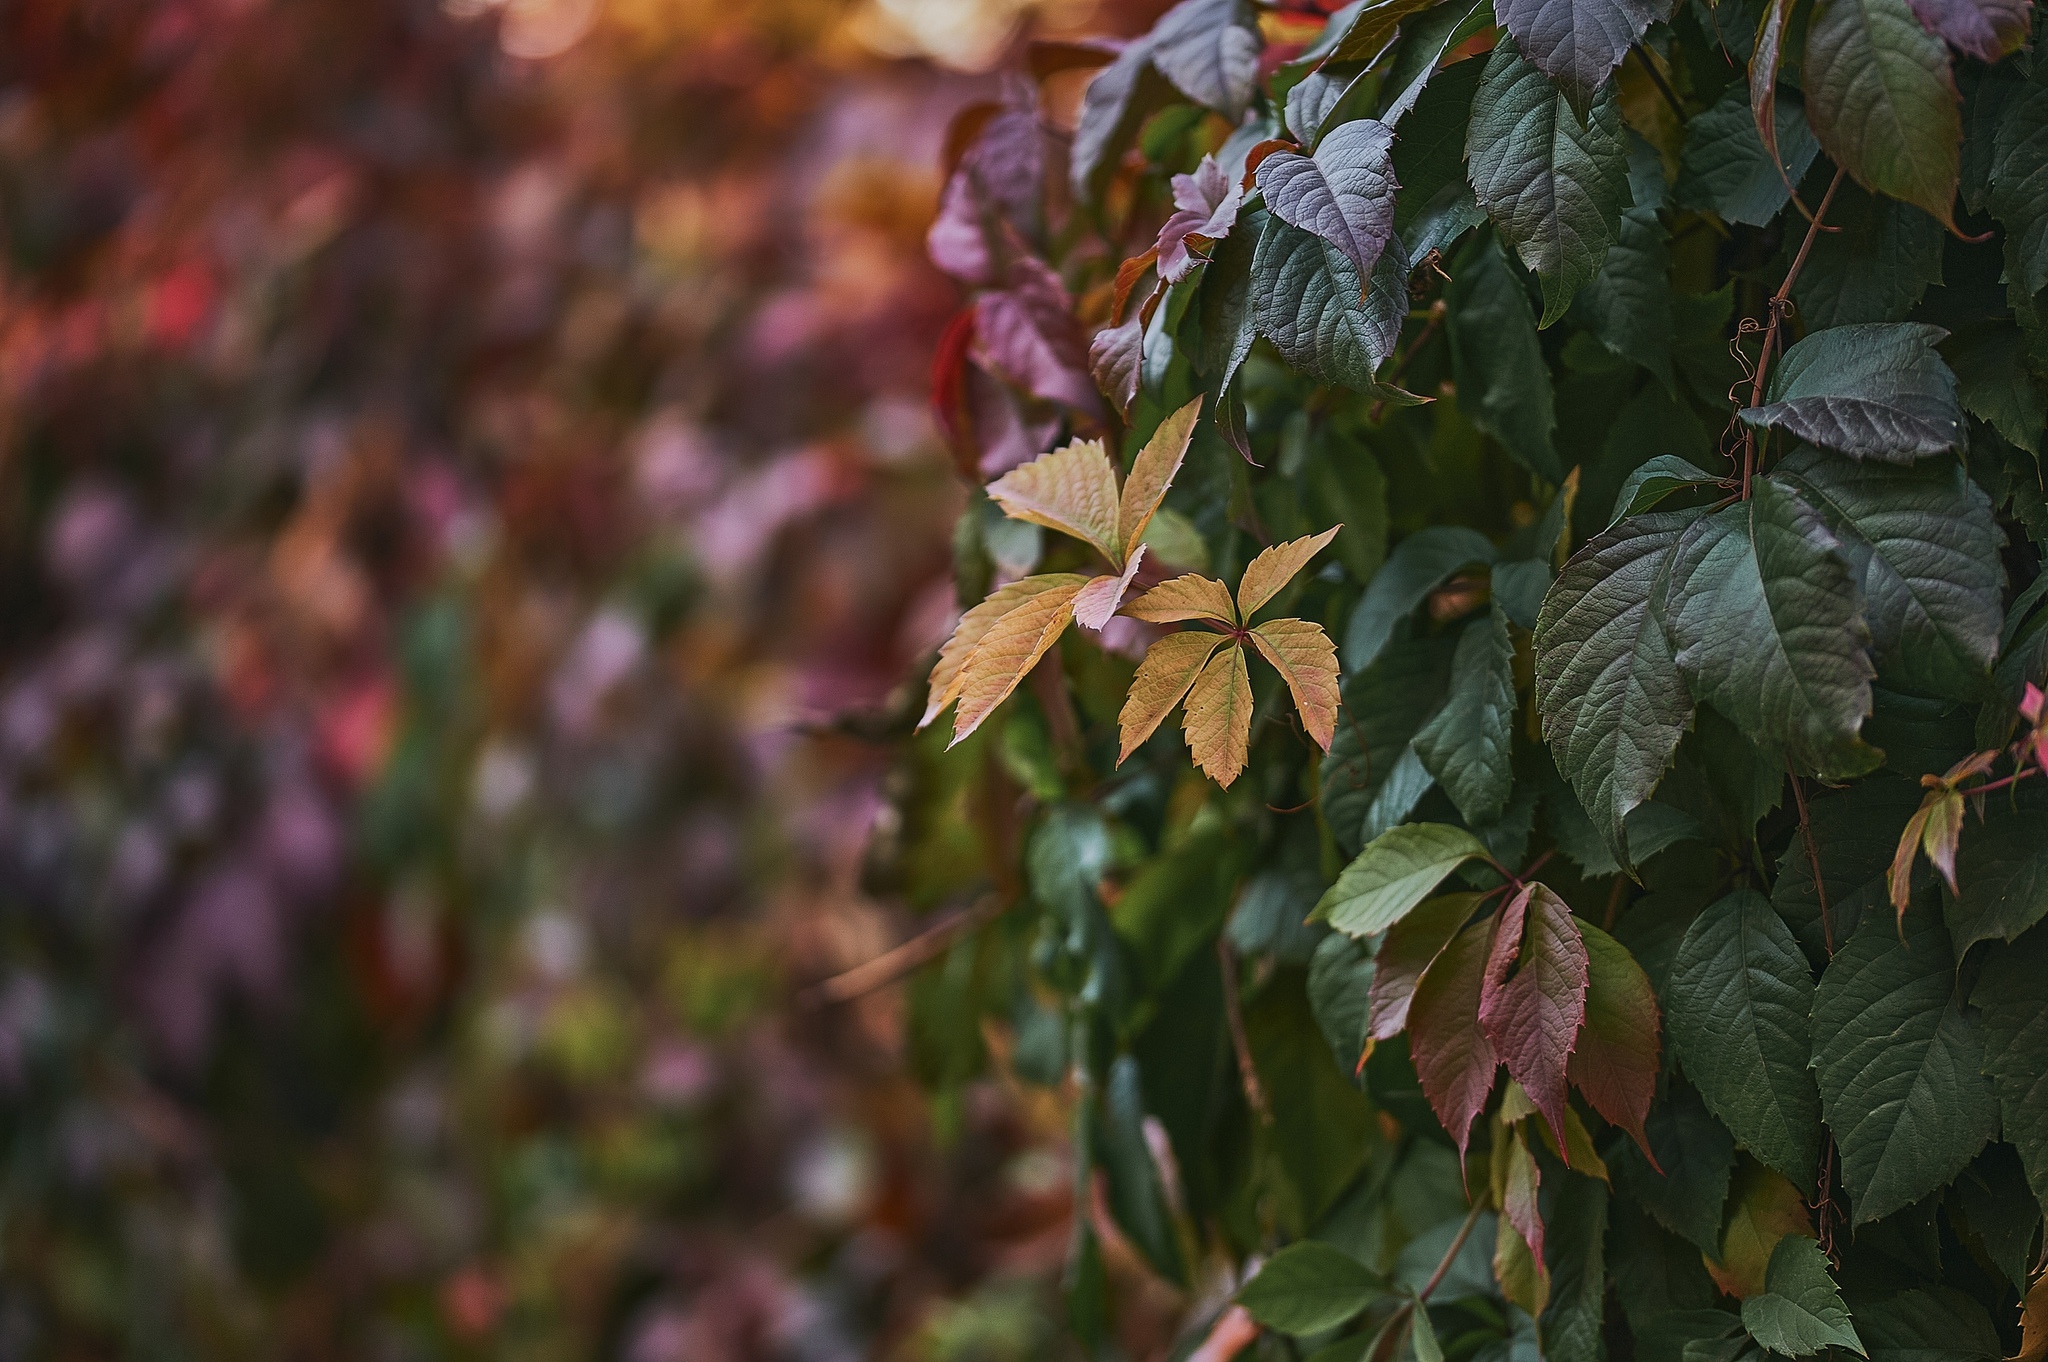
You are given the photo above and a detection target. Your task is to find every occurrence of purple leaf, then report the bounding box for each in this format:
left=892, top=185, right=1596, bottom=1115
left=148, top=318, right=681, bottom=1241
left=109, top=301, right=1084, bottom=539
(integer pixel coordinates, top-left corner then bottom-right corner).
left=1156, top=155, right=1242, bottom=282
left=1478, top=884, right=1590, bottom=1158
left=1089, top=313, right=1145, bottom=419
left=1908, top=0, right=2032, bottom=59
left=973, top=257, right=1103, bottom=419
left=1253, top=119, right=1399, bottom=286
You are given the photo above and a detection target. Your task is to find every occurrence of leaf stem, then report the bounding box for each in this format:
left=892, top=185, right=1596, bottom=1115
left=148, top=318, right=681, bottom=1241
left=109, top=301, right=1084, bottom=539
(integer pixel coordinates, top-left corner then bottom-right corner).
left=1218, top=938, right=1274, bottom=1126
left=1371, top=298, right=1448, bottom=423
left=1740, top=166, right=1846, bottom=499
left=1628, top=45, right=1687, bottom=124
left=1418, top=1201, right=1487, bottom=1303
left=1787, top=760, right=1834, bottom=956
left=801, top=894, right=1007, bottom=1005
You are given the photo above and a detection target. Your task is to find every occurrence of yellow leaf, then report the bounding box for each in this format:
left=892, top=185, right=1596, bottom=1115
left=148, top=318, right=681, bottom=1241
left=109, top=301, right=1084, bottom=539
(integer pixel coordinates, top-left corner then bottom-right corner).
left=1705, top=1162, right=1813, bottom=1299
left=1126, top=573, right=1239, bottom=626
left=1118, top=397, right=1201, bottom=563
left=1237, top=525, right=1342, bottom=620
left=1250, top=618, right=1340, bottom=752
left=987, top=439, right=1123, bottom=565
left=2014, top=1271, right=2047, bottom=1362
left=1183, top=643, right=1253, bottom=787
left=1073, top=545, right=1148, bottom=631
left=922, top=573, right=1092, bottom=729
left=948, top=576, right=1090, bottom=746
left=1119, top=629, right=1228, bottom=762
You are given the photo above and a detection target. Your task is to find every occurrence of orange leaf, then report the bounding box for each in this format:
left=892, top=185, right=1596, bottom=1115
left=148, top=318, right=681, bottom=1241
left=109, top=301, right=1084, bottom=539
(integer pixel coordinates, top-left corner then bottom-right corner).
left=1125, top=573, right=1239, bottom=626
left=986, top=438, right=1122, bottom=565
left=1249, top=617, right=1339, bottom=751
left=1889, top=797, right=1936, bottom=920
left=2015, top=1271, right=2047, bottom=1362
left=1074, top=546, right=1148, bottom=630
left=948, top=576, right=1090, bottom=746
left=1237, top=525, right=1341, bottom=620
left=1705, top=1163, right=1813, bottom=1299
left=1118, top=397, right=1201, bottom=563
left=1183, top=643, right=1253, bottom=786
left=1119, top=629, right=1228, bottom=762
left=922, top=573, right=1091, bottom=729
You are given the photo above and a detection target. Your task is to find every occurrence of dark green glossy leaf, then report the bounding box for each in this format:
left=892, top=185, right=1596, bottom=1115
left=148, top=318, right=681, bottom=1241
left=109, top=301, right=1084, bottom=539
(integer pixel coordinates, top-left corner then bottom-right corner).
left=1738, top=1236, right=1863, bottom=1357
left=1676, top=83, right=1819, bottom=227
left=1768, top=447, right=2003, bottom=701
left=1803, top=0, right=1963, bottom=228
left=1971, top=923, right=2048, bottom=1216
left=1446, top=233, right=1563, bottom=480
left=1665, top=889, right=1822, bottom=1190
left=1988, top=81, right=2048, bottom=312
left=1254, top=215, right=1411, bottom=392
left=1414, top=605, right=1516, bottom=824
left=1492, top=0, right=1673, bottom=112
left=1943, top=797, right=2048, bottom=955
left=1738, top=324, right=1965, bottom=461
left=1580, top=138, right=1675, bottom=390
left=1812, top=905, right=1998, bottom=1223
left=1465, top=41, right=1630, bottom=327
left=1237, top=1239, right=1385, bottom=1334
left=1791, top=180, right=1945, bottom=329
left=1663, top=480, right=1880, bottom=780
left=1098, top=1054, right=1188, bottom=1283
left=1391, top=54, right=1489, bottom=261
left=1616, top=1078, right=1738, bottom=1254
left=1344, top=526, right=1498, bottom=671
left=1854, top=1287, right=2003, bottom=1362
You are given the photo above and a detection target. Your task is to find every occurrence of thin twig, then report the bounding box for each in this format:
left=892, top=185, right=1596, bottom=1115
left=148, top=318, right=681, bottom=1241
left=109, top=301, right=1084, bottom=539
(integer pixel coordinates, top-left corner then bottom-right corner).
left=801, top=896, right=1006, bottom=1006
left=1418, top=1202, right=1487, bottom=1302
left=1741, top=166, right=1846, bottom=498
left=1787, top=760, right=1834, bottom=956
left=1218, top=938, right=1273, bottom=1126
left=1370, top=299, right=1447, bottom=423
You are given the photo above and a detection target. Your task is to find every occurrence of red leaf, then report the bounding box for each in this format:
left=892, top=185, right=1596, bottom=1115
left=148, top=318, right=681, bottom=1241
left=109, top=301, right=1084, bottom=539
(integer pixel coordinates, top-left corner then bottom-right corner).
left=1567, top=921, right=1662, bottom=1165
left=1477, top=885, right=1589, bottom=1160
left=1408, top=917, right=1500, bottom=1159
left=1367, top=892, right=1481, bottom=1041
left=930, top=309, right=979, bottom=475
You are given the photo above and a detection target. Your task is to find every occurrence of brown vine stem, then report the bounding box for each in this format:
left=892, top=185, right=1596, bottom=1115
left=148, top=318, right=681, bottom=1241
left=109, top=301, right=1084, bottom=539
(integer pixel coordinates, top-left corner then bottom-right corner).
left=1787, top=759, right=1835, bottom=956
left=1741, top=166, right=1846, bottom=499
left=1218, top=938, right=1274, bottom=1126
left=802, top=894, right=1007, bottom=1006
left=1418, top=1201, right=1488, bottom=1302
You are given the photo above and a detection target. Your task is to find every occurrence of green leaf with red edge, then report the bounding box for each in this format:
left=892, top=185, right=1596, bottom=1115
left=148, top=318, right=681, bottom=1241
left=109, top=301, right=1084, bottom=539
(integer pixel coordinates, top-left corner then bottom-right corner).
left=1569, top=920, right=1662, bottom=1161
left=1478, top=883, right=1590, bottom=1157
left=1409, top=917, right=1502, bottom=1156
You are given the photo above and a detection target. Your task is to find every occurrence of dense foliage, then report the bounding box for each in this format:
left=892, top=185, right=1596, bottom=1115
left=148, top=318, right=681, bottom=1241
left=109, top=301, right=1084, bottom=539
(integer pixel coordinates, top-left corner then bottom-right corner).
left=899, top=0, right=2048, bottom=1355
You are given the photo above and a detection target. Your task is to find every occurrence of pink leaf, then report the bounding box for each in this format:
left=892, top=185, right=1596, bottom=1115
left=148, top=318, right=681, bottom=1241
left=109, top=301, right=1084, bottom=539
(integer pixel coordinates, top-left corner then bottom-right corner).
left=973, top=257, right=1104, bottom=418
left=1478, top=885, right=1589, bottom=1160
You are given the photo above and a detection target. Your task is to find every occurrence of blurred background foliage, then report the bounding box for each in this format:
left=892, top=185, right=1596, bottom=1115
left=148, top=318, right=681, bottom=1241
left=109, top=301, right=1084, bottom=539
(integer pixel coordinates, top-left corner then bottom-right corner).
left=0, top=0, right=1165, bottom=1356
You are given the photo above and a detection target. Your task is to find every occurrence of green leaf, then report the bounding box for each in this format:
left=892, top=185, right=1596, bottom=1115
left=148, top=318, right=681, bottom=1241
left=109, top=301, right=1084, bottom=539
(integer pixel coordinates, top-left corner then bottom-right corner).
left=1309, top=930, right=1377, bottom=1074
left=1771, top=775, right=1927, bottom=968
left=1739, top=1236, right=1865, bottom=1357
left=1098, top=1055, right=1188, bottom=1284
left=1768, top=447, right=2003, bottom=701
left=1323, top=632, right=1460, bottom=854
left=1543, top=1169, right=1611, bottom=1362
left=1391, top=54, right=1489, bottom=261
left=1446, top=233, right=1563, bottom=480
left=1536, top=510, right=1698, bottom=870
left=1236, top=1239, right=1386, bottom=1334
left=1738, top=324, right=1965, bottom=461
left=1664, top=480, right=1880, bottom=781
left=1943, top=798, right=2048, bottom=955
left=1492, top=0, right=1673, bottom=111
left=1665, top=890, right=1823, bottom=1190
left=1952, top=1144, right=2041, bottom=1292
left=1465, top=40, right=1630, bottom=327
left=1812, top=904, right=1998, bottom=1223
left=1971, top=923, right=2048, bottom=1216
left=1580, top=139, right=1675, bottom=390
left=1411, top=1300, right=1444, bottom=1362
left=1344, top=526, right=1498, bottom=671
left=1791, top=180, right=1945, bottom=329
left=1855, top=1288, right=2004, bottom=1362
left=1378, top=0, right=1492, bottom=128
left=1945, top=322, right=2047, bottom=456
left=1609, top=457, right=1721, bottom=525
left=1802, top=0, right=1964, bottom=228
left=1313, top=823, right=1491, bottom=937
left=1414, top=605, right=1517, bottom=824
left=1616, top=1078, right=1737, bottom=1253
left=1253, top=215, right=1411, bottom=392
left=1676, top=83, right=1820, bottom=227
left=1988, top=81, right=2048, bottom=311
